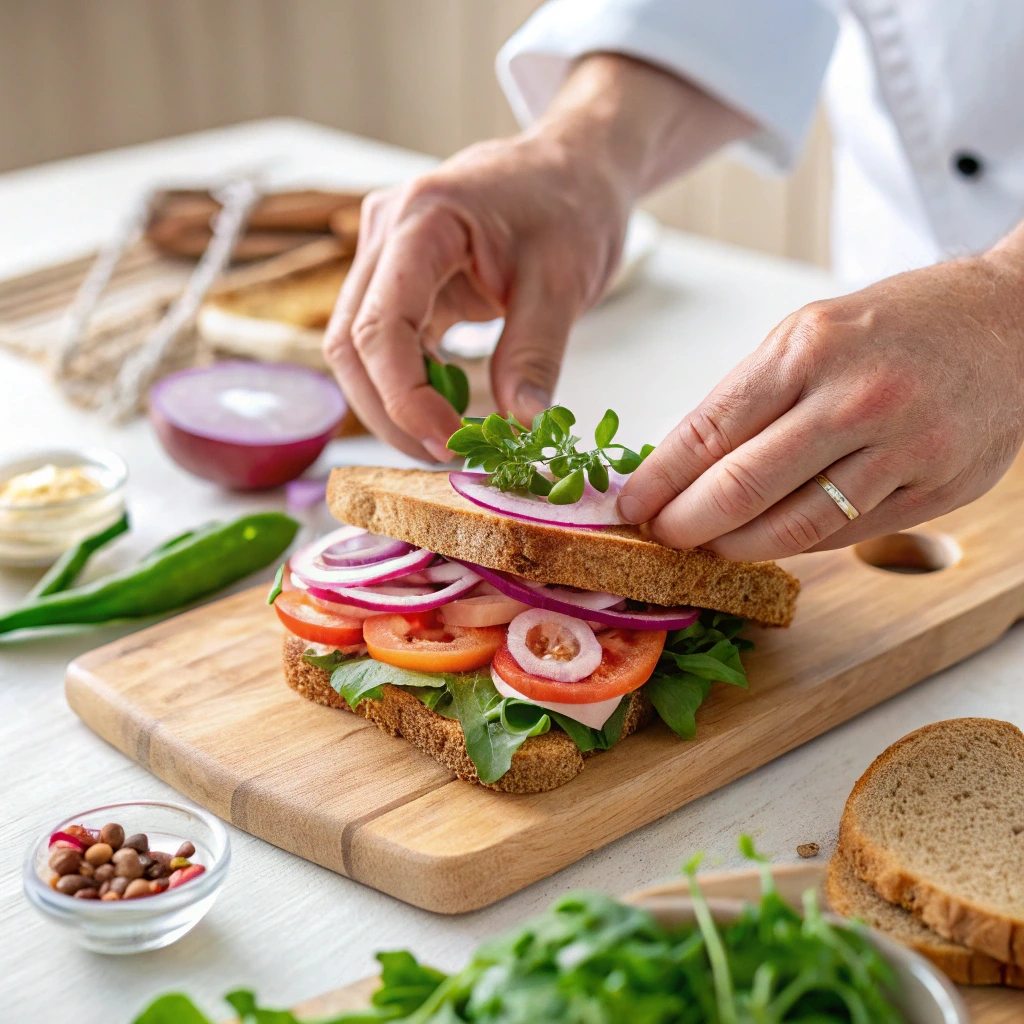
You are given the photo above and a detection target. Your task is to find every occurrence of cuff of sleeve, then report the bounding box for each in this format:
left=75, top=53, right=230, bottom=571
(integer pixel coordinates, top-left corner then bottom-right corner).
left=496, top=0, right=838, bottom=174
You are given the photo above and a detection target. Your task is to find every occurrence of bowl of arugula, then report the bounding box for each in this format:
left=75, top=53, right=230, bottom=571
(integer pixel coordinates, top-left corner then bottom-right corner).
left=130, top=839, right=967, bottom=1023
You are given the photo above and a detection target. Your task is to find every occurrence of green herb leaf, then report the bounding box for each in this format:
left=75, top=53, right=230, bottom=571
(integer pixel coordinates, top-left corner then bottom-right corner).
left=481, top=412, right=514, bottom=446
left=586, top=459, right=609, bottom=493
left=547, top=406, right=576, bottom=432
left=639, top=443, right=656, bottom=461
left=646, top=672, right=711, bottom=740
left=547, top=467, right=585, bottom=504
left=371, top=951, right=448, bottom=1016
left=446, top=423, right=486, bottom=454
left=527, top=471, right=553, bottom=496
left=594, top=408, right=619, bottom=448
left=605, top=447, right=643, bottom=473
left=425, top=357, right=469, bottom=414
left=266, top=563, right=286, bottom=605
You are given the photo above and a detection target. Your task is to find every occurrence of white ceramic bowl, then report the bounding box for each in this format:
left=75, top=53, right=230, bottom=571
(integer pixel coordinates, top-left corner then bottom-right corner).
left=634, top=894, right=969, bottom=1024
left=23, top=800, right=230, bottom=954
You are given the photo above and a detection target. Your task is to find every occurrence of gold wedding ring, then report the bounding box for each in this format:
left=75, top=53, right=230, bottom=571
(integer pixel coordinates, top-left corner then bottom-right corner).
left=814, top=473, right=860, bottom=520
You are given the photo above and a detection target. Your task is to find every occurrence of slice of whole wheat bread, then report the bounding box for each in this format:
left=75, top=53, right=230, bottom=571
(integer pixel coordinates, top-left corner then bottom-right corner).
left=326, top=467, right=799, bottom=627
left=839, top=718, right=1024, bottom=967
left=827, top=841, right=1024, bottom=986
left=282, top=632, right=655, bottom=793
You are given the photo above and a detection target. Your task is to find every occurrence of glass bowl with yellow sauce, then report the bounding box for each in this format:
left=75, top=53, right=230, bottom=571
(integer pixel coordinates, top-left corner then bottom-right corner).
left=0, top=448, right=127, bottom=567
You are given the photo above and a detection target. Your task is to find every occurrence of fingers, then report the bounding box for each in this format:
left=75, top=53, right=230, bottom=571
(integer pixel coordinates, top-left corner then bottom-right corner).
left=644, top=398, right=863, bottom=550
left=701, top=448, right=902, bottom=561
left=616, top=348, right=804, bottom=524
left=490, top=262, right=580, bottom=422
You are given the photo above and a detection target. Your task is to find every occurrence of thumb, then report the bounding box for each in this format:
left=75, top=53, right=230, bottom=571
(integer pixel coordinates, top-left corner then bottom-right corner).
left=490, top=269, right=578, bottom=422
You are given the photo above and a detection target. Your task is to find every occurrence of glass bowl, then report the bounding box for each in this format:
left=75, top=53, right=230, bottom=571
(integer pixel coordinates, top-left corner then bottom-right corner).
left=0, top=447, right=128, bottom=567
left=23, top=800, right=230, bottom=954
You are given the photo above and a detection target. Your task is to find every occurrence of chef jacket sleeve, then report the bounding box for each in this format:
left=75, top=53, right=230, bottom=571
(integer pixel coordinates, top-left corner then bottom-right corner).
left=496, top=0, right=839, bottom=174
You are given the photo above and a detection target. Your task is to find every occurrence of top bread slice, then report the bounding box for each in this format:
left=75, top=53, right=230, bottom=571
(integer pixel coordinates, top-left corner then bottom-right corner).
left=826, top=841, right=1024, bottom=987
left=838, top=718, right=1024, bottom=968
left=327, top=467, right=799, bottom=627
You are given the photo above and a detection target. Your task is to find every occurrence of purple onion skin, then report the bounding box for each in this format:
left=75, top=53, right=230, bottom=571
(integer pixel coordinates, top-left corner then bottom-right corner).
left=459, top=561, right=699, bottom=631
left=150, top=408, right=336, bottom=490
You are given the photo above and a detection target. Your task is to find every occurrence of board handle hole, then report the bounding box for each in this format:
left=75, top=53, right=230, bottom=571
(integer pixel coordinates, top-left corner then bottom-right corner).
left=854, top=532, right=960, bottom=574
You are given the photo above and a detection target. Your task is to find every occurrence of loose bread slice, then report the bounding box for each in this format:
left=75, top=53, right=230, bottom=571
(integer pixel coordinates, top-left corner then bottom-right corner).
left=827, top=842, right=1024, bottom=986
left=839, top=718, right=1024, bottom=967
left=326, top=467, right=799, bottom=627
left=282, top=632, right=655, bottom=793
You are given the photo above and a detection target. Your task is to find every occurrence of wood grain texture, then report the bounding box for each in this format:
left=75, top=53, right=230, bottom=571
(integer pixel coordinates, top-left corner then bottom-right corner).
left=65, top=455, right=1024, bottom=913
left=278, top=866, right=1024, bottom=1021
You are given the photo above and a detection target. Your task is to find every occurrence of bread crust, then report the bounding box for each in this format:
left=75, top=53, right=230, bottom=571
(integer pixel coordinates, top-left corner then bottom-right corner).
left=283, top=633, right=655, bottom=794
left=326, top=467, right=799, bottom=627
left=838, top=718, right=1024, bottom=968
left=826, top=842, right=1024, bottom=987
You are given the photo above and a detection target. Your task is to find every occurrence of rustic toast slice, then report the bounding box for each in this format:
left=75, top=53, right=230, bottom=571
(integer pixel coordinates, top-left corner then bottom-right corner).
left=827, top=841, right=1024, bottom=987
left=838, top=718, right=1024, bottom=967
left=282, top=633, right=655, bottom=793
left=326, top=467, right=799, bottom=627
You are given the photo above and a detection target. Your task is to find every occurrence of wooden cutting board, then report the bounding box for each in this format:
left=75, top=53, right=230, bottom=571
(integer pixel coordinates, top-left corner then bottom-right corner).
left=66, top=456, right=1024, bottom=913
left=268, top=866, right=1023, bottom=1022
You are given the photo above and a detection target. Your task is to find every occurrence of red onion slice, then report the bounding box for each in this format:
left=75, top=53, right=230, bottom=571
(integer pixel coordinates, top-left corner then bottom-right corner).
left=319, top=528, right=412, bottom=567
left=291, top=527, right=432, bottom=586
left=449, top=472, right=625, bottom=528
left=305, top=565, right=481, bottom=612
left=459, top=562, right=700, bottom=631
left=403, top=561, right=471, bottom=584
left=149, top=361, right=347, bottom=490
left=506, top=608, right=603, bottom=682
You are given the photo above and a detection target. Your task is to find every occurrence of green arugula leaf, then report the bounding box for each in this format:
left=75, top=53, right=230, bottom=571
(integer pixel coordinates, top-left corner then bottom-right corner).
left=425, top=356, right=470, bottom=414
left=448, top=673, right=551, bottom=784
left=302, top=647, right=359, bottom=674
left=646, top=672, right=711, bottom=740
left=371, top=951, right=448, bottom=1016
left=328, top=658, right=448, bottom=709
left=224, top=990, right=299, bottom=1024
left=547, top=696, right=628, bottom=752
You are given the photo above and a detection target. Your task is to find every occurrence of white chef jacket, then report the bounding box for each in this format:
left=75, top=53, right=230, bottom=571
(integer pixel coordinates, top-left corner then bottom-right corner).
left=497, top=0, right=1024, bottom=287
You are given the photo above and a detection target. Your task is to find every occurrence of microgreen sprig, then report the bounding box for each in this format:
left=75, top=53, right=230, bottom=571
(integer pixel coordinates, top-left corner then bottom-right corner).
left=446, top=406, right=654, bottom=504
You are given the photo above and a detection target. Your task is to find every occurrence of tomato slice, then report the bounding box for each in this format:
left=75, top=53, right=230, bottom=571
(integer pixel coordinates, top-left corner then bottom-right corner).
left=363, top=610, right=505, bottom=673
left=274, top=591, right=366, bottom=647
left=492, top=628, right=666, bottom=704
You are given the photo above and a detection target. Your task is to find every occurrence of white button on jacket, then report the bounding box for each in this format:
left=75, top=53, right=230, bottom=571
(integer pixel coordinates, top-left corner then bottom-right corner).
left=497, top=0, right=1024, bottom=287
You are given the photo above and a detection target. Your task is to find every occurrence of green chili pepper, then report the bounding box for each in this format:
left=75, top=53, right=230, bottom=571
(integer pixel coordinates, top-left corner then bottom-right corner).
left=0, top=512, right=298, bottom=637
left=28, top=512, right=131, bottom=600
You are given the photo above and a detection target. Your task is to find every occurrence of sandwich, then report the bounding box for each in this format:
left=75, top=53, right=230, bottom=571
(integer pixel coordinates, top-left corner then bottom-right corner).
left=270, top=407, right=799, bottom=793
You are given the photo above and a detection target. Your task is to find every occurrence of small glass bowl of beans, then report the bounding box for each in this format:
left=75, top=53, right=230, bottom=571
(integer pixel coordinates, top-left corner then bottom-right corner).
left=23, top=800, right=230, bottom=954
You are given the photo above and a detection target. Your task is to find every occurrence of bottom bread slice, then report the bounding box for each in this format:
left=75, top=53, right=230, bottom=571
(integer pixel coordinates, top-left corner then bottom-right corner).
left=826, top=843, right=1024, bottom=987
left=282, top=633, right=655, bottom=794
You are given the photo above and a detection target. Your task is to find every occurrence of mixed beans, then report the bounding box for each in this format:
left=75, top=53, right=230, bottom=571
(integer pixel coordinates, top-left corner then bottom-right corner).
left=46, top=822, right=205, bottom=901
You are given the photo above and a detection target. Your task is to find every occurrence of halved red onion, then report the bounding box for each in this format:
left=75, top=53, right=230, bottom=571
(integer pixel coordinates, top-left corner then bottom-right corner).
left=291, top=527, right=433, bottom=587
left=460, top=562, right=700, bottom=631
left=149, top=361, right=346, bottom=490
left=449, top=472, right=625, bottom=528
left=305, top=565, right=480, bottom=612
left=506, top=608, right=603, bottom=682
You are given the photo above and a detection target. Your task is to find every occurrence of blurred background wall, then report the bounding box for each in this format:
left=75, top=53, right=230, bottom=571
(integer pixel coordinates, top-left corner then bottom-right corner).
left=0, top=0, right=832, bottom=266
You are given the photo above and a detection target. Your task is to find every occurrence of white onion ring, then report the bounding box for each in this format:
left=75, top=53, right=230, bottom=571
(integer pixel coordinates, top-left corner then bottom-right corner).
left=292, top=526, right=434, bottom=586
left=506, top=608, right=603, bottom=682
left=449, top=471, right=625, bottom=528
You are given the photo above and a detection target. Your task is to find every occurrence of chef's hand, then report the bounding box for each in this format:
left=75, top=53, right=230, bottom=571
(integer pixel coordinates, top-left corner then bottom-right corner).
left=322, top=55, right=752, bottom=462
left=618, top=244, right=1024, bottom=559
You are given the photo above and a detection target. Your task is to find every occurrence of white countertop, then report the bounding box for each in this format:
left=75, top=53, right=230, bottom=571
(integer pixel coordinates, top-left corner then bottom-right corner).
left=3, top=118, right=1022, bottom=1022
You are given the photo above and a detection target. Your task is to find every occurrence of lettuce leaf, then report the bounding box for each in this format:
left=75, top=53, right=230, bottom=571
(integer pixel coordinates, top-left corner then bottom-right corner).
left=647, top=611, right=751, bottom=739
left=327, top=658, right=448, bottom=708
